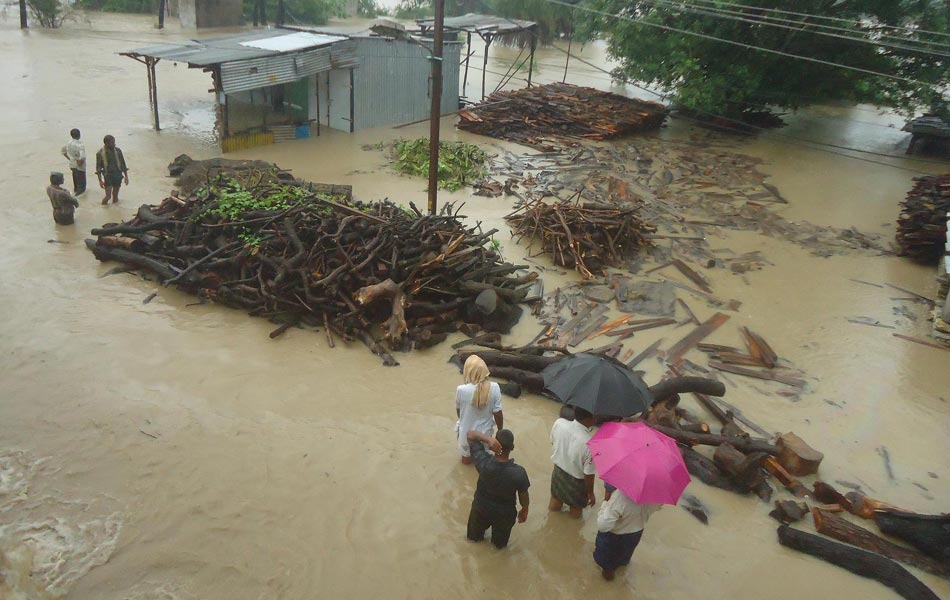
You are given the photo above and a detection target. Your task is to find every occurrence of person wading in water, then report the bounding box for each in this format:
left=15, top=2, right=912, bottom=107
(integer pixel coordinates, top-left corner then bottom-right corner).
left=549, top=406, right=597, bottom=518
left=464, top=429, right=530, bottom=549
left=46, top=172, right=79, bottom=225
left=95, top=135, right=129, bottom=205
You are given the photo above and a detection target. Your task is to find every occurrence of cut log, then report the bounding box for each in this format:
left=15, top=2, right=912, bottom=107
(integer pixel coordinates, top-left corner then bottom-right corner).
left=764, top=456, right=812, bottom=498
left=875, top=510, right=950, bottom=563
left=679, top=445, right=748, bottom=494
left=714, top=442, right=770, bottom=500
left=776, top=432, right=824, bottom=476
left=814, top=508, right=950, bottom=579
left=776, top=525, right=941, bottom=600
left=486, top=366, right=545, bottom=392
left=648, top=376, right=726, bottom=402
left=770, top=500, right=809, bottom=524
left=456, top=350, right=560, bottom=372
left=649, top=424, right=779, bottom=455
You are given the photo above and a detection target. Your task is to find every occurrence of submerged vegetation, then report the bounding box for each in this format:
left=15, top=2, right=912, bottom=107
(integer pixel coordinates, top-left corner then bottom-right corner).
left=390, top=138, right=490, bottom=192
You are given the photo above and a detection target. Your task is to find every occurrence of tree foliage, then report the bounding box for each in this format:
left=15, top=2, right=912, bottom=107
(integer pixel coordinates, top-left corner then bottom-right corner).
left=579, top=0, right=949, bottom=118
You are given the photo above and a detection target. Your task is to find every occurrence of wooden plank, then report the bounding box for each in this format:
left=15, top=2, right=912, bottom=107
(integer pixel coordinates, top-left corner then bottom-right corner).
left=677, top=298, right=700, bottom=325
left=672, top=258, right=713, bottom=293
left=697, top=343, right=743, bottom=354
left=885, top=283, right=935, bottom=306
left=714, top=351, right=767, bottom=368
left=892, top=333, right=949, bottom=351
left=707, top=360, right=806, bottom=388
left=606, top=318, right=678, bottom=337
left=665, top=312, right=730, bottom=365
left=626, top=338, right=664, bottom=368
left=570, top=315, right=609, bottom=347
left=740, top=326, right=778, bottom=368
left=590, top=313, right=639, bottom=339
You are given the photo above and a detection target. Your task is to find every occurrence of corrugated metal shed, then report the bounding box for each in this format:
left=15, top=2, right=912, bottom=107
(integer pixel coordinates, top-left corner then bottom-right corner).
left=126, top=29, right=349, bottom=67
left=220, top=39, right=356, bottom=93
left=350, top=36, right=460, bottom=131
left=416, top=13, right=536, bottom=35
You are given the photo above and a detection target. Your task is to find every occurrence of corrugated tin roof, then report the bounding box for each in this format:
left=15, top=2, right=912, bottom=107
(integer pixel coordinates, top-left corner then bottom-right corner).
left=416, top=13, right=536, bottom=34
left=125, top=29, right=349, bottom=67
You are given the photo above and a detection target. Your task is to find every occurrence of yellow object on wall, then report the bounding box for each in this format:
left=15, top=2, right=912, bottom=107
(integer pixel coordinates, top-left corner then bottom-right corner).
left=221, top=131, right=275, bottom=153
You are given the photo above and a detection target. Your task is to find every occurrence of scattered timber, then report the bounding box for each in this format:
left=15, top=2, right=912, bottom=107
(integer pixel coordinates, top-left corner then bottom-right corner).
left=875, top=510, right=950, bottom=562
left=457, top=82, right=668, bottom=151
left=506, top=197, right=655, bottom=279
left=814, top=508, right=950, bottom=579
left=777, top=526, right=941, bottom=600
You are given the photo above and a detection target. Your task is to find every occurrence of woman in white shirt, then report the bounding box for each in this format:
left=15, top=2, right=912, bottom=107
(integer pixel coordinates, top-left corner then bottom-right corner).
left=456, top=355, right=503, bottom=465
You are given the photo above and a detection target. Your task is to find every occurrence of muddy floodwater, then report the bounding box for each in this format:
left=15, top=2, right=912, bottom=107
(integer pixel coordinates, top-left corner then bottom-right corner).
left=1, top=12, right=949, bottom=600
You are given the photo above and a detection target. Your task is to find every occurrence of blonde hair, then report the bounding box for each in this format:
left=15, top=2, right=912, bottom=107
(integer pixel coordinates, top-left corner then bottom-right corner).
left=463, top=355, right=491, bottom=408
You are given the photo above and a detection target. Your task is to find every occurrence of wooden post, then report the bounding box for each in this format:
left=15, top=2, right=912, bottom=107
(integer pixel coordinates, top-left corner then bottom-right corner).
left=527, top=30, right=536, bottom=87
left=158, top=0, right=165, bottom=29
left=277, top=0, right=284, bottom=26
left=563, top=13, right=573, bottom=83
left=462, top=32, right=472, bottom=99
left=149, top=58, right=161, bottom=131
left=481, top=34, right=492, bottom=101
left=426, top=0, right=445, bottom=215
left=19, top=0, right=27, bottom=28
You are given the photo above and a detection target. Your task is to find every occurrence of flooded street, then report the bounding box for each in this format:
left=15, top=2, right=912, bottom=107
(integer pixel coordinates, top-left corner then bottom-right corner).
left=1, top=12, right=949, bottom=600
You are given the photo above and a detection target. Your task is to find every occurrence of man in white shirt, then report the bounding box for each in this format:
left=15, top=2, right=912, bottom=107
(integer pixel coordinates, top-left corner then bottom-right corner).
left=61, top=128, right=86, bottom=195
left=548, top=406, right=597, bottom=518
left=594, top=488, right=661, bottom=581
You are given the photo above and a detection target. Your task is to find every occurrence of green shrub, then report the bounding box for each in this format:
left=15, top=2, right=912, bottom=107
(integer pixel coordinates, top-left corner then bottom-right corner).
left=78, top=0, right=154, bottom=13
left=392, top=138, right=489, bottom=191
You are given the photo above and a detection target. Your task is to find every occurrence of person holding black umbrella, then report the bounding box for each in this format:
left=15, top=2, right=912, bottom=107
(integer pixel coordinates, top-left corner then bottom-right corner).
left=548, top=406, right=597, bottom=518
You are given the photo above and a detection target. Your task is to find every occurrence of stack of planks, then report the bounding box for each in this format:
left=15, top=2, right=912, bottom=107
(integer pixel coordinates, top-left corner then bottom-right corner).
left=896, top=174, right=950, bottom=264
left=457, top=83, right=668, bottom=151
left=696, top=326, right=807, bottom=389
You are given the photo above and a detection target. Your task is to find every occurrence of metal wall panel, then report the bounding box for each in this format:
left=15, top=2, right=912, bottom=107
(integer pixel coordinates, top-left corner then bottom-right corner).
left=221, top=41, right=356, bottom=94
left=350, top=37, right=460, bottom=131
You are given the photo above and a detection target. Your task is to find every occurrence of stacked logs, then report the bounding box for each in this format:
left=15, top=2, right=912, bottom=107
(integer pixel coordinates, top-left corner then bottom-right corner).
left=86, top=180, right=538, bottom=365
left=457, top=83, right=668, bottom=151
left=896, top=174, right=950, bottom=263
left=505, top=197, right=655, bottom=279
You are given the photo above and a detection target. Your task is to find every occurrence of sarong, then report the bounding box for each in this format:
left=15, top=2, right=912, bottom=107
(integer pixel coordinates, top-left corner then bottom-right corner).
left=593, top=529, right=644, bottom=571
left=550, top=464, right=587, bottom=508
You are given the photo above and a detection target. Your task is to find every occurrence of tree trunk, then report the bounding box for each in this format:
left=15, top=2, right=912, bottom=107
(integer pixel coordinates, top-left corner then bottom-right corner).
left=814, top=508, right=950, bottom=579
left=648, top=376, right=726, bottom=401
left=486, top=366, right=544, bottom=392
left=649, top=424, right=779, bottom=455
left=679, top=445, right=749, bottom=495
left=875, top=510, right=950, bottom=563
left=457, top=349, right=560, bottom=372
left=777, top=525, right=941, bottom=600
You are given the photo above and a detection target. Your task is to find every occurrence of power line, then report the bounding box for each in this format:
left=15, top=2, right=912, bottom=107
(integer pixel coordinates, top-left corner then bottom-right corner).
left=643, top=0, right=950, bottom=57
left=681, top=0, right=950, bottom=41
left=671, top=0, right=950, bottom=50
left=540, top=0, right=948, bottom=91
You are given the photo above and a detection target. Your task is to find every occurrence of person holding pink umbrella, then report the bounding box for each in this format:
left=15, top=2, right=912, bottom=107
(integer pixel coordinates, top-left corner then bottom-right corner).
left=587, top=422, right=691, bottom=581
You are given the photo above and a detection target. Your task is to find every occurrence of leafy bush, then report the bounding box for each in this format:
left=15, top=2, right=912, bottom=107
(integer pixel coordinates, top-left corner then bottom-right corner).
left=78, top=0, right=154, bottom=13
left=28, top=0, right=72, bottom=27
left=392, top=138, right=489, bottom=191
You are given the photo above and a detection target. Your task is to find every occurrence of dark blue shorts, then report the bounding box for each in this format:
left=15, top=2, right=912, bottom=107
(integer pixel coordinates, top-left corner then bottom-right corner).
left=593, top=529, right=644, bottom=571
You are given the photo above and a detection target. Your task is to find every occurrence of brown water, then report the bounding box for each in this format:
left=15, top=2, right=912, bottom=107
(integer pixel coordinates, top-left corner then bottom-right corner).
left=1, top=12, right=949, bottom=600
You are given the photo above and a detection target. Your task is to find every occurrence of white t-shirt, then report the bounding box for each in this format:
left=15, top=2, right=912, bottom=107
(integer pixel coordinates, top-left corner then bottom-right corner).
left=550, top=418, right=596, bottom=479
left=597, top=489, right=661, bottom=534
left=455, top=382, right=502, bottom=457
left=62, top=139, right=86, bottom=170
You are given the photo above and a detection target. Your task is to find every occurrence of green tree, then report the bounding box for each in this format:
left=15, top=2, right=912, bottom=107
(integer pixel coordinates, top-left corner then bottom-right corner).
left=579, top=0, right=950, bottom=118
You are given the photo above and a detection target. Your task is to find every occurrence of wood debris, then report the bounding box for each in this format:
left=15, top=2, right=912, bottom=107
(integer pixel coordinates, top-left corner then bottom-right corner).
left=458, top=83, right=668, bottom=151
left=896, top=174, right=950, bottom=263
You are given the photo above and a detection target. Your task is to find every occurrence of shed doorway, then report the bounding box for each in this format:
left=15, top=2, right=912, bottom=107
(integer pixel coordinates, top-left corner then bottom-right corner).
left=313, top=69, right=354, bottom=133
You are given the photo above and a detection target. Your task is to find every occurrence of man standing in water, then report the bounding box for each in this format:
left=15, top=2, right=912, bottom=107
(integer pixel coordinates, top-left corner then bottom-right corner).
left=47, top=172, right=79, bottom=225
left=464, top=429, right=530, bottom=549
left=95, top=135, right=129, bottom=205
left=549, top=406, right=596, bottom=518
left=61, top=128, right=86, bottom=195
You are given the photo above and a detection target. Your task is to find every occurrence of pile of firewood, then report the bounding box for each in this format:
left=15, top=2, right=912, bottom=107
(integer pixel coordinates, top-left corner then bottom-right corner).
left=86, top=175, right=538, bottom=365
left=457, top=83, right=668, bottom=151
left=896, top=174, right=950, bottom=263
left=506, top=196, right=655, bottom=279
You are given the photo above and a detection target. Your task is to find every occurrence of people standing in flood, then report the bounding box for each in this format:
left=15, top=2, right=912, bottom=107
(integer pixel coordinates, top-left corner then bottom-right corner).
left=464, top=429, right=530, bottom=549
left=594, top=488, right=661, bottom=581
left=549, top=406, right=597, bottom=518
left=456, top=355, right=503, bottom=465
left=95, top=135, right=128, bottom=205
left=47, top=172, right=79, bottom=225
left=61, top=128, right=86, bottom=195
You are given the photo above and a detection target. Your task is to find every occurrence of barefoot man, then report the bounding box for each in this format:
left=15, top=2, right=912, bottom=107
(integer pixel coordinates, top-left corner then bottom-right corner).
left=95, top=135, right=128, bottom=205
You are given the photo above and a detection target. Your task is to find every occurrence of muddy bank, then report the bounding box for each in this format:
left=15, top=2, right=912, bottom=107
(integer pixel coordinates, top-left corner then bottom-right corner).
left=0, top=14, right=948, bottom=600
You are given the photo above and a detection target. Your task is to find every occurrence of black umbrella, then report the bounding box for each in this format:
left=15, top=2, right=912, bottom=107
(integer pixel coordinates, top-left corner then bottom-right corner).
left=541, top=353, right=653, bottom=417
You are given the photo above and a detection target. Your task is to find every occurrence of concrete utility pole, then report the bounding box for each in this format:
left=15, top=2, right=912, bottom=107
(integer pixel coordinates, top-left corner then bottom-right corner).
left=20, top=0, right=28, bottom=28
left=426, top=0, right=445, bottom=215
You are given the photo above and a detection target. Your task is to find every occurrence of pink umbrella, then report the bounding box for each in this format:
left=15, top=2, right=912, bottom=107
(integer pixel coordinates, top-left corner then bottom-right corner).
left=587, top=422, right=691, bottom=505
